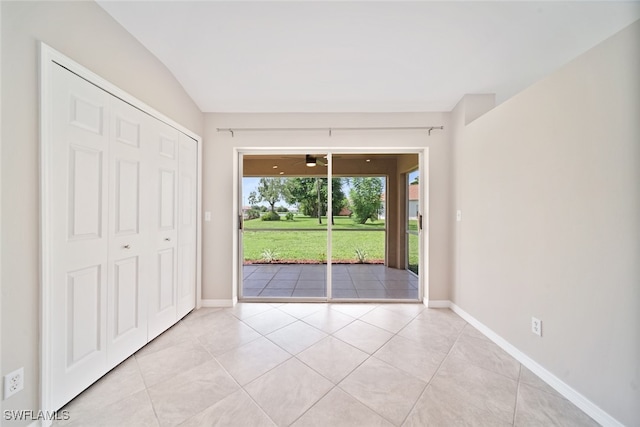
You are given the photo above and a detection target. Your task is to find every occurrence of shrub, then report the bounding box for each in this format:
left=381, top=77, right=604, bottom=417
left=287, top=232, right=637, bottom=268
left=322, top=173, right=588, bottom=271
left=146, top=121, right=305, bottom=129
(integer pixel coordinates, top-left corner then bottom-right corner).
left=275, top=206, right=289, bottom=213
left=245, top=209, right=261, bottom=220
left=261, top=211, right=281, bottom=221
left=285, top=212, right=294, bottom=221
left=260, top=248, right=279, bottom=263
left=354, top=247, right=368, bottom=263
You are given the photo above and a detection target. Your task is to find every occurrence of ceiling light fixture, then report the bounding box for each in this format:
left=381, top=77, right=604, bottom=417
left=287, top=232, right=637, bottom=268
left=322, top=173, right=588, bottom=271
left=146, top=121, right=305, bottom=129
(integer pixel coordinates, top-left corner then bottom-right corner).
left=279, top=171, right=284, bottom=175
left=366, top=159, right=371, bottom=162
left=272, top=165, right=278, bottom=169
left=306, top=155, right=317, bottom=167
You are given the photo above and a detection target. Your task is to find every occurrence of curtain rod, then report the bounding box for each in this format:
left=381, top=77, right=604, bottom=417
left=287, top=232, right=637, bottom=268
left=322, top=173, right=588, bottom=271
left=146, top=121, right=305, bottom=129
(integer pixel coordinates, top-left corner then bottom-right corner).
left=216, top=126, right=444, bottom=137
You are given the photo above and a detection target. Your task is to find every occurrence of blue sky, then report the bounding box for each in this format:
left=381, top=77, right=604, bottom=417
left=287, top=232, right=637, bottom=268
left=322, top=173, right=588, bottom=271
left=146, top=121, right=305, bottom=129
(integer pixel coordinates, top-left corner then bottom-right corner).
left=242, top=170, right=419, bottom=208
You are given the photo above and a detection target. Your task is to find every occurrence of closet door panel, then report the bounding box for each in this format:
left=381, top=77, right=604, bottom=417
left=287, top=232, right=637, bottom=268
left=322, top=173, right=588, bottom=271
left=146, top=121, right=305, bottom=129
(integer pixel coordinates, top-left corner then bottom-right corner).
left=177, top=134, right=198, bottom=317
left=106, top=99, right=150, bottom=365
left=148, top=121, right=179, bottom=340
left=50, top=64, right=110, bottom=410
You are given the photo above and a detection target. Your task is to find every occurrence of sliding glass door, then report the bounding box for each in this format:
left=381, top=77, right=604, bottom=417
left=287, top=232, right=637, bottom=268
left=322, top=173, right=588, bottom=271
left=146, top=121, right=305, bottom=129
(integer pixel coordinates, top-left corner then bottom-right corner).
left=238, top=150, right=422, bottom=302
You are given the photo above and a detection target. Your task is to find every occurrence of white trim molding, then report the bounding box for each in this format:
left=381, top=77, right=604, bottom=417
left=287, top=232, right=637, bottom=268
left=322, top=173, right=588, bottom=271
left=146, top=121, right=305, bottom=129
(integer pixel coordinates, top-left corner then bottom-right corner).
left=425, top=300, right=451, bottom=308
left=448, top=302, right=624, bottom=427
left=200, top=299, right=236, bottom=308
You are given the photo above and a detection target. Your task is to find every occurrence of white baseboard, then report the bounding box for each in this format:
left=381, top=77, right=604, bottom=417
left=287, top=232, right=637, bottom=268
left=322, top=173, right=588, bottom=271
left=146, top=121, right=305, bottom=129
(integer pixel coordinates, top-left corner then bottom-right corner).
left=448, top=302, right=622, bottom=427
left=200, top=299, right=235, bottom=308
left=425, top=299, right=451, bottom=308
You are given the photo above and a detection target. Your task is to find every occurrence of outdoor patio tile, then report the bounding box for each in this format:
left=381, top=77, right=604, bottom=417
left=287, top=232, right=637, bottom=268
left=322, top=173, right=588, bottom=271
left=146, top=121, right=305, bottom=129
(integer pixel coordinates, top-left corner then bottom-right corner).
left=356, top=289, right=392, bottom=299
left=250, top=272, right=277, bottom=280
left=381, top=280, right=415, bottom=290
left=387, top=289, right=419, bottom=299
left=331, top=289, right=359, bottom=298
left=299, top=273, right=326, bottom=281
left=252, top=265, right=282, bottom=273
left=352, top=280, right=385, bottom=290
left=292, top=288, right=326, bottom=297
left=296, top=280, right=326, bottom=289
left=273, top=272, right=301, bottom=280
left=242, top=288, right=262, bottom=296
left=259, top=288, right=294, bottom=297
left=244, top=279, right=269, bottom=289
left=349, top=273, right=379, bottom=281
left=331, top=280, right=356, bottom=290
left=265, top=279, right=297, bottom=289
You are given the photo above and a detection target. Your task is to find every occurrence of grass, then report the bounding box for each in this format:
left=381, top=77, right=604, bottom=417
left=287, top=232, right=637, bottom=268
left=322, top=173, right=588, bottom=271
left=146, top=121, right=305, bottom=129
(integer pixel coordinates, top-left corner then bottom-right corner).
left=243, top=215, right=385, bottom=263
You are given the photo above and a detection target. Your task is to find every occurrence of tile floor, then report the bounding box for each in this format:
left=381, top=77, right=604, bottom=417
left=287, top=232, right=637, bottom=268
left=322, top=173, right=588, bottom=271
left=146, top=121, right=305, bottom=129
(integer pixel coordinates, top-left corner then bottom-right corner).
left=243, top=264, right=419, bottom=300
left=56, top=303, right=599, bottom=426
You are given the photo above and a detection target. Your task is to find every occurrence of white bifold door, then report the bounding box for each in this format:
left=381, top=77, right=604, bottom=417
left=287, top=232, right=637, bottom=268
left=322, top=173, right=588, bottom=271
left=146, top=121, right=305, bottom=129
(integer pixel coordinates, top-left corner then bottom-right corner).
left=47, top=63, right=197, bottom=410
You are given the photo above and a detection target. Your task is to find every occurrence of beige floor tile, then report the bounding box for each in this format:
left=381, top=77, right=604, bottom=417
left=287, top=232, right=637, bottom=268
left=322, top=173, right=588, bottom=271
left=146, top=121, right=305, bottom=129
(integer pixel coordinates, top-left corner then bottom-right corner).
left=359, top=306, right=414, bottom=333
left=403, top=383, right=512, bottom=427
left=374, top=335, right=447, bottom=383
left=197, top=317, right=261, bottom=356
left=297, top=336, right=369, bottom=384
left=292, top=388, right=393, bottom=427
left=519, top=366, right=559, bottom=396
left=182, top=309, right=240, bottom=338
left=227, top=302, right=276, bottom=320
left=430, top=356, right=518, bottom=424
left=135, top=321, right=194, bottom=358
left=241, top=308, right=297, bottom=335
left=330, top=303, right=379, bottom=318
left=179, top=389, right=276, bottom=427
left=397, top=319, right=458, bottom=354
left=514, top=382, right=599, bottom=427
left=59, top=356, right=146, bottom=425
left=339, top=357, right=426, bottom=425
left=450, top=333, right=521, bottom=381
left=245, top=358, right=334, bottom=426
left=333, top=320, right=394, bottom=354
left=64, top=389, right=158, bottom=427
left=147, top=359, right=240, bottom=426
left=136, top=339, right=213, bottom=388
left=377, top=303, right=426, bottom=318
left=301, top=308, right=356, bottom=333
left=266, top=320, right=327, bottom=354
left=277, top=302, right=327, bottom=319
left=216, top=337, right=291, bottom=385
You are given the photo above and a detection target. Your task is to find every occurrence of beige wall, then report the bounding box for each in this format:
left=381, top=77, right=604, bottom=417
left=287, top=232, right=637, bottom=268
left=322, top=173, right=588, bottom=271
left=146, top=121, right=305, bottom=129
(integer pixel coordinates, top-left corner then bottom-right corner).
left=1, top=1, right=203, bottom=422
left=202, top=113, right=453, bottom=302
left=452, top=20, right=640, bottom=426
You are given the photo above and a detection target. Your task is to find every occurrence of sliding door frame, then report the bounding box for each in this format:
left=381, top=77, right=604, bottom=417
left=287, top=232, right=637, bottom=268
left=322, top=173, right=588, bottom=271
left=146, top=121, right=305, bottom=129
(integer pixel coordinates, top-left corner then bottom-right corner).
left=233, top=147, right=428, bottom=304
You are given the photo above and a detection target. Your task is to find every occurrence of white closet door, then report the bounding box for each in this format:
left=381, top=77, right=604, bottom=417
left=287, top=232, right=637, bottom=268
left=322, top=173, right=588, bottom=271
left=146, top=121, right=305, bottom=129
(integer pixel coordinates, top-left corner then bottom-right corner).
left=106, top=99, right=150, bottom=365
left=50, top=64, right=110, bottom=410
left=148, top=120, right=180, bottom=340
left=176, top=134, right=198, bottom=318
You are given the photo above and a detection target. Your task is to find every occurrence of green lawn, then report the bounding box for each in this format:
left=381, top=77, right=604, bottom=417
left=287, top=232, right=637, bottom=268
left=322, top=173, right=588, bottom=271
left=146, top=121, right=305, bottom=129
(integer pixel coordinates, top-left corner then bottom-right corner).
left=243, top=215, right=385, bottom=263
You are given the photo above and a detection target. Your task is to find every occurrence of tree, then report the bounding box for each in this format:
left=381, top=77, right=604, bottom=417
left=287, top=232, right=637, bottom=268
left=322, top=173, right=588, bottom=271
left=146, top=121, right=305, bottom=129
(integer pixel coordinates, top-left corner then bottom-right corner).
left=284, top=177, right=346, bottom=224
left=349, top=177, right=383, bottom=224
left=410, top=175, right=419, bottom=185
left=255, top=178, right=288, bottom=213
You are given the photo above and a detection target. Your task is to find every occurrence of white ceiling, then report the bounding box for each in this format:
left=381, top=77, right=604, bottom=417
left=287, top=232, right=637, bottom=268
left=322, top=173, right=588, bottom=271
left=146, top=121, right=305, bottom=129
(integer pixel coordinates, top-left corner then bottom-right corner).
left=96, top=1, right=640, bottom=113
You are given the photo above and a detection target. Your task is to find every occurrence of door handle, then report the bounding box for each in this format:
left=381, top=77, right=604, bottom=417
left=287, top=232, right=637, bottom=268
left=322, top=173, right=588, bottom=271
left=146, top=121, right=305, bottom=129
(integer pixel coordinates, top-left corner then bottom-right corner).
left=123, top=244, right=131, bottom=249
left=164, top=238, right=171, bottom=242
left=418, top=214, right=423, bottom=231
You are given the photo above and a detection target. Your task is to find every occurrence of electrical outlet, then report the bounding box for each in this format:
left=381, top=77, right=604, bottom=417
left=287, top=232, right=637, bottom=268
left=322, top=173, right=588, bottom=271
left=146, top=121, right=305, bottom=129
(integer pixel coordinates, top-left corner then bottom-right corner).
left=4, top=367, right=24, bottom=399
left=531, top=317, right=542, bottom=337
